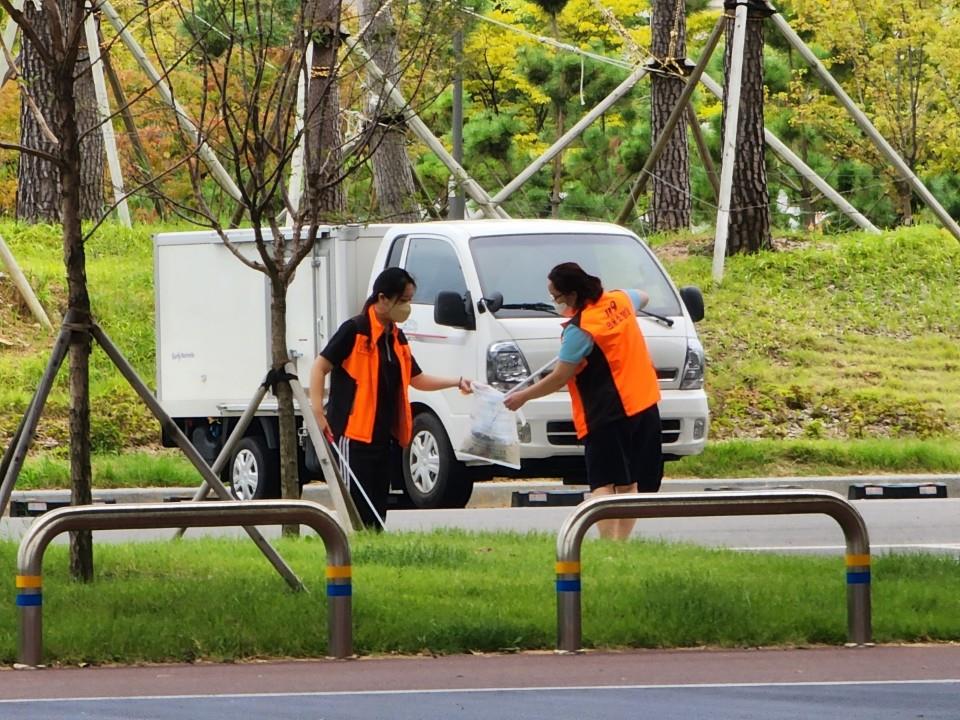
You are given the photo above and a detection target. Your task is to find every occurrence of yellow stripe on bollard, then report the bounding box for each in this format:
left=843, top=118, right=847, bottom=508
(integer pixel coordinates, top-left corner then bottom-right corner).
left=16, top=575, right=42, bottom=588
left=845, top=554, right=871, bottom=567
left=326, top=565, right=352, bottom=579
left=555, top=561, right=581, bottom=575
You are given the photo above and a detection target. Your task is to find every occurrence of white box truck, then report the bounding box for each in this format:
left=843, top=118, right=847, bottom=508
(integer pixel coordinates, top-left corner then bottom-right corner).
left=154, top=219, right=709, bottom=508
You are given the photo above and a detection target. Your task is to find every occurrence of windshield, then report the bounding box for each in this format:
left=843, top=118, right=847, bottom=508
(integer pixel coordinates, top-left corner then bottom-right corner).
left=470, top=233, right=682, bottom=318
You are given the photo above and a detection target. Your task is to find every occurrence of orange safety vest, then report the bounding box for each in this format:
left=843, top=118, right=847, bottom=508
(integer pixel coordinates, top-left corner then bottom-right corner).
left=566, top=290, right=660, bottom=439
left=339, top=305, right=415, bottom=446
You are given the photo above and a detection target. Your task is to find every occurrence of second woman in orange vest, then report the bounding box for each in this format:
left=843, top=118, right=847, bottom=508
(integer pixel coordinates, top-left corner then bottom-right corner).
left=309, top=267, right=473, bottom=529
left=504, top=262, right=662, bottom=540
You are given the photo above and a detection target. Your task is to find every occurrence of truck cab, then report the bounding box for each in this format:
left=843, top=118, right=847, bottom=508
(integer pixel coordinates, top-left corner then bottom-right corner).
left=370, top=220, right=709, bottom=508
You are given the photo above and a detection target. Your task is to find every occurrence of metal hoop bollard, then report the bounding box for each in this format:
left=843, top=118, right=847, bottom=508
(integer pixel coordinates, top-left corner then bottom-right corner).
left=16, top=500, right=352, bottom=667
left=556, top=490, right=871, bottom=653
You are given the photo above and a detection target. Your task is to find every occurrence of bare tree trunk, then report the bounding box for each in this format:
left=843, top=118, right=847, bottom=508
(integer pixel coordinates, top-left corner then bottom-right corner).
left=17, top=0, right=103, bottom=222
left=270, top=276, right=300, bottom=537
left=894, top=178, right=914, bottom=225
left=361, top=0, right=418, bottom=222
left=58, top=47, right=94, bottom=582
left=797, top=131, right=817, bottom=229
left=68, top=314, right=93, bottom=581
left=304, top=0, right=346, bottom=218
left=723, top=10, right=771, bottom=253
left=650, top=0, right=691, bottom=231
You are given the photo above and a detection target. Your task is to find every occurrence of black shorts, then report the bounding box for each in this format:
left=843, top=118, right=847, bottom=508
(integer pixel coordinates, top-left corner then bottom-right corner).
left=583, top=404, right=663, bottom=492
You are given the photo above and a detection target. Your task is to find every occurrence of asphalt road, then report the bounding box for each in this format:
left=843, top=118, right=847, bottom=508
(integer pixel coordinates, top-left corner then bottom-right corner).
left=388, top=498, right=960, bottom=555
left=3, top=646, right=959, bottom=719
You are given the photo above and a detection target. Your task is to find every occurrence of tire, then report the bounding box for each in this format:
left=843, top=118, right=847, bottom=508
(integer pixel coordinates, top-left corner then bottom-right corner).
left=403, top=413, right=474, bottom=509
left=229, top=436, right=280, bottom=500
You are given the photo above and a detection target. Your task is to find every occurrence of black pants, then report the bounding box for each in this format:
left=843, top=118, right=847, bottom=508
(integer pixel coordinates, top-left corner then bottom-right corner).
left=336, top=436, right=401, bottom=530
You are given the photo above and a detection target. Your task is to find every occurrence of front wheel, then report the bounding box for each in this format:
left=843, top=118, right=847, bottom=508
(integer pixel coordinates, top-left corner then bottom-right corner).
left=403, top=413, right=473, bottom=509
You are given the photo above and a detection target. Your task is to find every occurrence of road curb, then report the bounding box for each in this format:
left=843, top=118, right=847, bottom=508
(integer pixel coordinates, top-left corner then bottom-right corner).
left=6, top=473, right=958, bottom=515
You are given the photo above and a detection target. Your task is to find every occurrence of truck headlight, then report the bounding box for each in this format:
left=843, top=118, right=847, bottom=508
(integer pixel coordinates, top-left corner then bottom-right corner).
left=680, top=338, right=705, bottom=390
left=487, top=341, right=530, bottom=392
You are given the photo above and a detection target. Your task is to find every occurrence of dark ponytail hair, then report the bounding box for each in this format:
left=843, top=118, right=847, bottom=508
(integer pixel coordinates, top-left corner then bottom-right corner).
left=363, top=267, right=417, bottom=313
left=548, top=262, right=603, bottom=310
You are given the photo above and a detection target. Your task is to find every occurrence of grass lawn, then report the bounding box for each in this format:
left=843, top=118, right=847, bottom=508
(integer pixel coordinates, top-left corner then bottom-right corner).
left=9, top=436, right=960, bottom=492
left=1, top=531, right=958, bottom=665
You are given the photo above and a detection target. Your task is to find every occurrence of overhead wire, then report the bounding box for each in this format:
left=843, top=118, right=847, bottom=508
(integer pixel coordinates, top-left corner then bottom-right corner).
left=460, top=8, right=636, bottom=71
left=459, top=4, right=873, bottom=225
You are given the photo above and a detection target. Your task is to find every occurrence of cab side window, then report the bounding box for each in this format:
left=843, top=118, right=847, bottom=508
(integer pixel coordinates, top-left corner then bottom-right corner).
left=405, top=238, right=467, bottom=304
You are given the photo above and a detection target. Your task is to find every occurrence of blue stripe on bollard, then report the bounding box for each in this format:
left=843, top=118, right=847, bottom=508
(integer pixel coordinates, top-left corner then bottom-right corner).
left=326, top=583, right=352, bottom=597
left=556, top=579, right=581, bottom=592
left=846, top=571, right=871, bottom=584
left=16, top=593, right=42, bottom=607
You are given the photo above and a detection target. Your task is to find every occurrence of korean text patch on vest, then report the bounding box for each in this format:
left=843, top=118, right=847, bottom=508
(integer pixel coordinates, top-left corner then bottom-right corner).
left=567, top=290, right=661, bottom=438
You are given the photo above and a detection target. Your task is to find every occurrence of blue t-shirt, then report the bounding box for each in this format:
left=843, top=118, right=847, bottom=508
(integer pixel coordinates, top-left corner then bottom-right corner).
left=558, top=289, right=645, bottom=364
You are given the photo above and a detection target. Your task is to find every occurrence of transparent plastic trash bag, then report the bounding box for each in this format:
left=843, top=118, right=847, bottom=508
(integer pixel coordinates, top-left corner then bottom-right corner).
left=458, top=383, right=522, bottom=469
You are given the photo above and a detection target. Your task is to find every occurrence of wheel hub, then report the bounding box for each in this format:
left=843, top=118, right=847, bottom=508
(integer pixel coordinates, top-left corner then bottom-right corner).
left=409, top=430, right=441, bottom=494
left=232, top=448, right=259, bottom=500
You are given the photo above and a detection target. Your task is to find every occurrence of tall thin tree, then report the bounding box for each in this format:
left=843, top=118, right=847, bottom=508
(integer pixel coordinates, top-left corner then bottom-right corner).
left=650, top=0, right=691, bottom=231
left=161, top=0, right=450, bottom=535
left=16, top=0, right=103, bottom=222
left=304, top=0, right=346, bottom=218
left=2, top=0, right=99, bottom=580
left=722, top=1, right=771, bottom=252
left=360, top=0, right=419, bottom=222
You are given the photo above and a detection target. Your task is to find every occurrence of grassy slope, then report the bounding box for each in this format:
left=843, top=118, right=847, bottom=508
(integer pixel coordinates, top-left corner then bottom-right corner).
left=656, top=227, right=960, bottom=440
left=1, top=222, right=159, bottom=452
left=1, top=221, right=959, bottom=484
left=659, top=226, right=960, bottom=476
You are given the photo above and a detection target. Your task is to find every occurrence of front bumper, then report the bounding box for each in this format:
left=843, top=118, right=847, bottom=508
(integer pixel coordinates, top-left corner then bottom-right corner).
left=501, top=388, right=710, bottom=461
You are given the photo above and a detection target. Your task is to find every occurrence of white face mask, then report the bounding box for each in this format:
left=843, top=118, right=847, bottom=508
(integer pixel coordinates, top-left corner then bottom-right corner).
left=554, top=300, right=575, bottom=317
left=388, top=300, right=412, bottom=323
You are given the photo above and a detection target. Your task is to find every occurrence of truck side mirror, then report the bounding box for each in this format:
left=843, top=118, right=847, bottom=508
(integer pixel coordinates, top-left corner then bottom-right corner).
left=435, top=291, right=476, bottom=330
left=679, top=286, right=704, bottom=322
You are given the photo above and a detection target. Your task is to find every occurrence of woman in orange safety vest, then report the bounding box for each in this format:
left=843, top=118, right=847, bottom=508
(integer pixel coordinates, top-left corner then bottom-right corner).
left=504, top=262, right=662, bottom=540
left=309, top=267, right=473, bottom=529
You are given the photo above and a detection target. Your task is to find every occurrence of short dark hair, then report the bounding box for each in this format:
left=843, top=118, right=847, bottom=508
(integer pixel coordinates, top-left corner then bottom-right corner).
left=548, top=262, right=603, bottom=310
left=363, top=267, right=417, bottom=312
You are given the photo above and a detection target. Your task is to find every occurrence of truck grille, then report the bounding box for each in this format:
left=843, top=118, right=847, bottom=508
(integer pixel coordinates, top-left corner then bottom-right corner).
left=547, top=418, right=682, bottom=446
